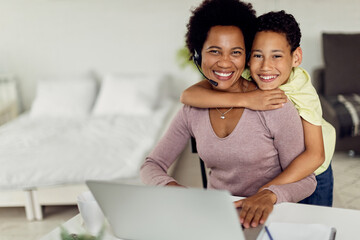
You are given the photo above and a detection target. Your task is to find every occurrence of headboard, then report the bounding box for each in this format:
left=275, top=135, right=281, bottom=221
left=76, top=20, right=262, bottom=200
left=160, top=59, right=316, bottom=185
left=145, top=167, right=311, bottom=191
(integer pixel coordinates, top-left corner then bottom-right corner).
left=0, top=75, right=19, bottom=125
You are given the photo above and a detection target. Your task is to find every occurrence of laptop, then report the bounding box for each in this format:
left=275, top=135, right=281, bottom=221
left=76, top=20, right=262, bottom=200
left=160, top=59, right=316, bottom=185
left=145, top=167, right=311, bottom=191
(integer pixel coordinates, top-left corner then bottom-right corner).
left=86, top=181, right=264, bottom=240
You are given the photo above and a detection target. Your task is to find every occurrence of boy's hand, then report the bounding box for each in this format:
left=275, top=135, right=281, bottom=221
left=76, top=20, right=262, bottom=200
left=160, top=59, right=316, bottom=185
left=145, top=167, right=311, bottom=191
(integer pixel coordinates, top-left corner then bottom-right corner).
left=244, top=89, right=287, bottom=110
left=234, top=190, right=277, bottom=228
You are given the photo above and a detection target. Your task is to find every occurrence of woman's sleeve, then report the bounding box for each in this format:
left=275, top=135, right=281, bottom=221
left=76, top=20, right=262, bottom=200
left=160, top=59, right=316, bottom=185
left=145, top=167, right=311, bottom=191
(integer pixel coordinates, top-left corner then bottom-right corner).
left=263, top=102, right=317, bottom=203
left=140, top=105, right=192, bottom=186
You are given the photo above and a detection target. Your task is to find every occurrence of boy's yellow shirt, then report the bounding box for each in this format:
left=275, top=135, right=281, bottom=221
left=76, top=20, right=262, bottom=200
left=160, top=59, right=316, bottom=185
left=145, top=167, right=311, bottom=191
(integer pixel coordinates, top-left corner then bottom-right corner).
left=242, top=67, right=336, bottom=175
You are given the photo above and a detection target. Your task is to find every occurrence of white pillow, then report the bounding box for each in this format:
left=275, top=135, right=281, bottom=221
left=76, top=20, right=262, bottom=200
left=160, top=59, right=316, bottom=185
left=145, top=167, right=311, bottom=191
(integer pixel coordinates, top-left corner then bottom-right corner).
left=92, top=74, right=164, bottom=116
left=30, top=78, right=97, bottom=118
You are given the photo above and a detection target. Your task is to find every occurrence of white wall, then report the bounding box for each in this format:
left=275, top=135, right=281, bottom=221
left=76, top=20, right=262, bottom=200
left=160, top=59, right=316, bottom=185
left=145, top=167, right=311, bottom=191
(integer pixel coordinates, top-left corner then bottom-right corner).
left=0, top=0, right=359, bottom=110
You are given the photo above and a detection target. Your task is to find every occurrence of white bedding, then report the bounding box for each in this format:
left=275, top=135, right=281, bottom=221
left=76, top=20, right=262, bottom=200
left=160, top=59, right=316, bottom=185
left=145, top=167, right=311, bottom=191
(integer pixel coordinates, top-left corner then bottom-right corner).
left=0, top=100, right=176, bottom=190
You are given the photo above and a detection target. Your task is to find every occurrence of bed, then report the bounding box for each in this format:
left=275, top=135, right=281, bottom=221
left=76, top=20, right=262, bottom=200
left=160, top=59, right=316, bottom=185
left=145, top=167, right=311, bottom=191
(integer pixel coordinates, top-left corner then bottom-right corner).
left=0, top=73, right=182, bottom=220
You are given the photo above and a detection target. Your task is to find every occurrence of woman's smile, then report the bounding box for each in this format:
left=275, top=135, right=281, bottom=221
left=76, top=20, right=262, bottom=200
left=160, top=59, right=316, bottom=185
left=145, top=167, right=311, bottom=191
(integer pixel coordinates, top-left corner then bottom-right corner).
left=214, top=71, right=234, bottom=80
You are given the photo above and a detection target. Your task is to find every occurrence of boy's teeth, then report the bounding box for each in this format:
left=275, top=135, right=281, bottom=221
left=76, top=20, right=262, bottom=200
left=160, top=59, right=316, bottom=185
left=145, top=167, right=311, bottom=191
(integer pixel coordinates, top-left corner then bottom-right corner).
left=215, top=71, right=232, bottom=77
left=260, top=75, right=276, bottom=80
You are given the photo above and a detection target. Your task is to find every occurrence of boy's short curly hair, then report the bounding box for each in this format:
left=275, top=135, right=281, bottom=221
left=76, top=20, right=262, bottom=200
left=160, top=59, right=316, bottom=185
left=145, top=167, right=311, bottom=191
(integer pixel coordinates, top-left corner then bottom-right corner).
left=185, top=0, right=257, bottom=62
left=257, top=10, right=301, bottom=52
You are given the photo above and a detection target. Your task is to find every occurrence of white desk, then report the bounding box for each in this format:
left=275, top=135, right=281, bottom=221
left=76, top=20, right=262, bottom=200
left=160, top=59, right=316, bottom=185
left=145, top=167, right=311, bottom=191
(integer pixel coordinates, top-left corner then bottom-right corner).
left=41, top=202, right=360, bottom=240
left=267, top=203, right=360, bottom=239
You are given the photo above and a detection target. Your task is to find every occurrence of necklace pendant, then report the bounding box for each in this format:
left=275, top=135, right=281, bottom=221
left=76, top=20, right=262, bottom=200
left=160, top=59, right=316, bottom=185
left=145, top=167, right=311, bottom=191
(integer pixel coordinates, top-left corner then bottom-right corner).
left=216, top=107, right=233, bottom=120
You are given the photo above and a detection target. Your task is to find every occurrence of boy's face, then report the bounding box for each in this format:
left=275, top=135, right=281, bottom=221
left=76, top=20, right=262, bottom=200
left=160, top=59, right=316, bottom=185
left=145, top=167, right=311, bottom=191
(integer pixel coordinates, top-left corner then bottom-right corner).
left=249, top=31, right=302, bottom=90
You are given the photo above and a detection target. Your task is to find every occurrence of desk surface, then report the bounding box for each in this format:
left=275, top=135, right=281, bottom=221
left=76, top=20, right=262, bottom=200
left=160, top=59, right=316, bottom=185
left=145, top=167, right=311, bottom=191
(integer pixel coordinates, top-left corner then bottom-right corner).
left=268, top=203, right=360, bottom=239
left=40, top=202, right=360, bottom=240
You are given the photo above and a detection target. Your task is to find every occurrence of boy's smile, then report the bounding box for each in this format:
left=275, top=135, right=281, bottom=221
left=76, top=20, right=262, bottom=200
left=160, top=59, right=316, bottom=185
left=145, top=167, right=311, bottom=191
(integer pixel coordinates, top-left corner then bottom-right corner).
left=249, top=31, right=302, bottom=90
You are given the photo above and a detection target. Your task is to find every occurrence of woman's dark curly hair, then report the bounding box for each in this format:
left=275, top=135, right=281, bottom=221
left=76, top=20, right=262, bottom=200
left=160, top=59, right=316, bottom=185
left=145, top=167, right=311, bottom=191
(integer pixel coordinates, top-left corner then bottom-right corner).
left=257, top=10, right=301, bottom=52
left=185, top=0, right=257, bottom=63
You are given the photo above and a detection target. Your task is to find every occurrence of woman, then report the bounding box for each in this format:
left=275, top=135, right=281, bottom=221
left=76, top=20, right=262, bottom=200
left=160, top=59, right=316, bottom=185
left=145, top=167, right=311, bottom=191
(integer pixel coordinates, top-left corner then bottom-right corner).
left=140, top=0, right=316, bottom=228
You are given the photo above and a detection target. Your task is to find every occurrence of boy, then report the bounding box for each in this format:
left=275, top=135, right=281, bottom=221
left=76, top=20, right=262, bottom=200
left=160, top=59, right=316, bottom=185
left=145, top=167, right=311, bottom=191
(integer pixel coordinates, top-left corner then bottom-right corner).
left=181, top=10, right=336, bottom=207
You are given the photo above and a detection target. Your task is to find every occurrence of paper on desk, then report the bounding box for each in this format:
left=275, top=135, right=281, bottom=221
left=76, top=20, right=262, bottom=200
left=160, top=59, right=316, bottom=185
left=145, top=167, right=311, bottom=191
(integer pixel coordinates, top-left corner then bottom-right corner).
left=260, top=222, right=336, bottom=240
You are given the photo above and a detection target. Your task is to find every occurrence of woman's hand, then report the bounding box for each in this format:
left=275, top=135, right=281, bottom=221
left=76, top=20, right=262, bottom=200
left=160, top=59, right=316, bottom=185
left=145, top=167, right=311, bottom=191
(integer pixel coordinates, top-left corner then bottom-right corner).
left=165, top=181, right=186, bottom=187
left=244, top=89, right=287, bottom=110
left=234, top=190, right=277, bottom=228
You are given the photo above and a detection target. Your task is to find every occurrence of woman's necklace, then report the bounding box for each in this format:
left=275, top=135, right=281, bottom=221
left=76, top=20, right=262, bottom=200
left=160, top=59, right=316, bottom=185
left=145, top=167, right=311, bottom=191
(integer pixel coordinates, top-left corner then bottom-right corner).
left=215, top=79, right=249, bottom=120
left=216, top=107, right=233, bottom=119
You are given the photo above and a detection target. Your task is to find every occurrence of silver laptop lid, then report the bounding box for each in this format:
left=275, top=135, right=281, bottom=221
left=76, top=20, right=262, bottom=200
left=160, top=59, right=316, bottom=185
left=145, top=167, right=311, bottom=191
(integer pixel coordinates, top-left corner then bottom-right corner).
left=86, top=181, right=245, bottom=240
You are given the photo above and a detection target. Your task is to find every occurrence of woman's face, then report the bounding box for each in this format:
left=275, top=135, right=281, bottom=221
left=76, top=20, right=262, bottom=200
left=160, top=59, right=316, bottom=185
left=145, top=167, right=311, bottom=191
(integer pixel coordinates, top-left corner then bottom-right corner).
left=201, top=25, right=246, bottom=92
